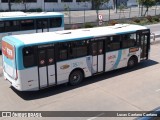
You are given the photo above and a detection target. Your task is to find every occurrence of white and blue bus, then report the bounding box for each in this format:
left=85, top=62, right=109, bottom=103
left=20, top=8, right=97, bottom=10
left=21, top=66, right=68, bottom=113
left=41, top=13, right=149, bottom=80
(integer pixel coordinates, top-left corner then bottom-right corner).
left=2, top=24, right=150, bottom=91
left=0, top=11, right=64, bottom=49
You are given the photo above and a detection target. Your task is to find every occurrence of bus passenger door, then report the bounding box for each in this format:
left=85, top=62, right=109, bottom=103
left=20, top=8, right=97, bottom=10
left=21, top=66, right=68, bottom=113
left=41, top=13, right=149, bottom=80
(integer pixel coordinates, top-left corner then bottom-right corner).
left=38, top=47, right=55, bottom=89
left=91, top=40, right=104, bottom=74
left=138, top=30, right=150, bottom=60
left=37, top=19, right=48, bottom=33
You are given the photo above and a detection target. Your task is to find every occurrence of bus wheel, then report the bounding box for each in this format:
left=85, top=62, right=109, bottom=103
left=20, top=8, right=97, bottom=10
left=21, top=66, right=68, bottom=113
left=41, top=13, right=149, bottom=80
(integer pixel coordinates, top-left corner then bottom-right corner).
left=69, top=70, right=83, bottom=86
left=127, top=56, right=138, bottom=68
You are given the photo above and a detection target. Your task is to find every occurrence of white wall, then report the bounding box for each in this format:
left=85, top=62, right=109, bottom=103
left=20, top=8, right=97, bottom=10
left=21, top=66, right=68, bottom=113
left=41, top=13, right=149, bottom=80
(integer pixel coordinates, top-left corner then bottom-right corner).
left=0, top=0, right=115, bottom=11
left=0, top=0, right=43, bottom=11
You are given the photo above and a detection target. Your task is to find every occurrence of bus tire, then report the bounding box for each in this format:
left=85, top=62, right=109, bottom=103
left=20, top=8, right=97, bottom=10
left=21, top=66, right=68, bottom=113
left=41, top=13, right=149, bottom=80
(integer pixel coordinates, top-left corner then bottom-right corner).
left=69, top=70, right=84, bottom=86
left=127, top=56, right=138, bottom=68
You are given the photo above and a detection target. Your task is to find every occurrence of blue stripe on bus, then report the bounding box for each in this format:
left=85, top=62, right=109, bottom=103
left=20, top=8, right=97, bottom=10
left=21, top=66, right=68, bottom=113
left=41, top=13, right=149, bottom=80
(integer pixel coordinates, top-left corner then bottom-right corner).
left=113, top=50, right=122, bottom=69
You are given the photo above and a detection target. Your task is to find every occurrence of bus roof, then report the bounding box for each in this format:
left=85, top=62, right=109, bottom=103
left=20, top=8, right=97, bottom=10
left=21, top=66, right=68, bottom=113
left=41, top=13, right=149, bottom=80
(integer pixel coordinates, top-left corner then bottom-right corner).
left=0, top=11, right=63, bottom=21
left=3, top=24, right=148, bottom=46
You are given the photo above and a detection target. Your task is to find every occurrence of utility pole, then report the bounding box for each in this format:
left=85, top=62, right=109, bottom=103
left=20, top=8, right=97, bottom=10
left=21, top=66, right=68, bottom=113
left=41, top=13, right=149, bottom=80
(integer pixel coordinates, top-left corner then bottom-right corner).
left=44, top=1, right=45, bottom=11
left=8, top=0, right=11, bottom=11
left=114, top=0, right=118, bottom=13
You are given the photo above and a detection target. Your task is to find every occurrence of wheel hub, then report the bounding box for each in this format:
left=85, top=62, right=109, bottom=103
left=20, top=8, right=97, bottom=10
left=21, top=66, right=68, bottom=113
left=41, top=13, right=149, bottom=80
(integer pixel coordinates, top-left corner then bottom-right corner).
left=73, top=75, right=78, bottom=80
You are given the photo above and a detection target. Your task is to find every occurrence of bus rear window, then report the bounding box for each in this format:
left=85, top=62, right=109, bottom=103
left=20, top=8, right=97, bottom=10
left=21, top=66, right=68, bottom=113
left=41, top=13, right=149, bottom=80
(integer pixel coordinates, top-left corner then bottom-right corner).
left=23, top=47, right=36, bottom=68
left=2, top=41, right=14, bottom=60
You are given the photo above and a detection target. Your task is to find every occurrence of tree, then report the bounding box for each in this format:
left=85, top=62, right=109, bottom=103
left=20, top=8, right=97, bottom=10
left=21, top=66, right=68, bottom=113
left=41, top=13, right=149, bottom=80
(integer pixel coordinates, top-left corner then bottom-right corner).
left=118, top=3, right=126, bottom=19
left=80, top=0, right=109, bottom=10
left=137, top=0, right=156, bottom=16
left=154, top=0, right=160, bottom=15
left=8, top=0, right=12, bottom=11
left=14, top=0, right=28, bottom=11
left=7, top=0, right=28, bottom=11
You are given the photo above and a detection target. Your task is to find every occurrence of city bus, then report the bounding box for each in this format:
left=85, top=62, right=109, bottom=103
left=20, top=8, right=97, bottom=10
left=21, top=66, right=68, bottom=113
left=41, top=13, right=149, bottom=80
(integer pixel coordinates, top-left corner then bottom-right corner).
left=2, top=24, right=150, bottom=91
left=0, top=11, right=64, bottom=50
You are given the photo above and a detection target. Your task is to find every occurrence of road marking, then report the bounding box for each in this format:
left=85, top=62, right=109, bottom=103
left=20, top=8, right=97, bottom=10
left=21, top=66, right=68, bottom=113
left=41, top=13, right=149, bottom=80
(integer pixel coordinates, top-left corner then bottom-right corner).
left=155, top=89, right=160, bottom=92
left=87, top=113, right=105, bottom=120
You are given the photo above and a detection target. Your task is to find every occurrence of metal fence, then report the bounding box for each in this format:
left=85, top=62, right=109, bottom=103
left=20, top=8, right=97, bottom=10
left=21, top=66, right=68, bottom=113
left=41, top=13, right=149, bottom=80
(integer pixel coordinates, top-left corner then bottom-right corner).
left=63, top=5, right=160, bottom=28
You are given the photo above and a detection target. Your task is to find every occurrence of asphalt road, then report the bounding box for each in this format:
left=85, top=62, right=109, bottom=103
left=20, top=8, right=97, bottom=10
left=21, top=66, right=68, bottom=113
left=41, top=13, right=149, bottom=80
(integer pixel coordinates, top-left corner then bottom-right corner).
left=147, top=24, right=160, bottom=33
left=0, top=43, right=160, bottom=120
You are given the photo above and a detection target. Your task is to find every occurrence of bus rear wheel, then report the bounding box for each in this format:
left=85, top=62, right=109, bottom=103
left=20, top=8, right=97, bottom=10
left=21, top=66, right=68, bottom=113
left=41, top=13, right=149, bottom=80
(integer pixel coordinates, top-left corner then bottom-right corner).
left=127, top=56, right=138, bottom=68
left=69, top=70, right=83, bottom=86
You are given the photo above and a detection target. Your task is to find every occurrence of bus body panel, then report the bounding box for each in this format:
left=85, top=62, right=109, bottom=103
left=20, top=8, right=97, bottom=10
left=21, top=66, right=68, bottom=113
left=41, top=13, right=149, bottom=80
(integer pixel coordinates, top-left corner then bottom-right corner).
left=18, top=68, right=39, bottom=91
left=98, top=55, right=104, bottom=72
left=57, top=56, right=92, bottom=84
left=92, top=56, right=97, bottom=73
left=105, top=51, right=119, bottom=71
left=2, top=41, right=17, bottom=79
left=2, top=41, right=21, bottom=90
left=92, top=55, right=104, bottom=73
left=1, top=24, right=150, bottom=91
left=39, top=66, right=48, bottom=88
left=48, top=65, right=56, bottom=85
left=105, top=48, right=141, bottom=71
left=3, top=71, right=22, bottom=91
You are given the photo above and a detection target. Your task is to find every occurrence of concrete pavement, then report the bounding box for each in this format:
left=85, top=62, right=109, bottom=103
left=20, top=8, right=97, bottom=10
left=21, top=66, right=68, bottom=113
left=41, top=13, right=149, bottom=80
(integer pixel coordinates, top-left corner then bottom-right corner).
left=146, top=24, right=160, bottom=43
left=0, top=44, right=160, bottom=120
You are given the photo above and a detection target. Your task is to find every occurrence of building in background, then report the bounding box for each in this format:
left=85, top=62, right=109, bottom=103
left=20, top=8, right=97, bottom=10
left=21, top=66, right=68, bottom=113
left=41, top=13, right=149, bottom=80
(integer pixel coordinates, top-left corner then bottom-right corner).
left=0, top=0, right=137, bottom=11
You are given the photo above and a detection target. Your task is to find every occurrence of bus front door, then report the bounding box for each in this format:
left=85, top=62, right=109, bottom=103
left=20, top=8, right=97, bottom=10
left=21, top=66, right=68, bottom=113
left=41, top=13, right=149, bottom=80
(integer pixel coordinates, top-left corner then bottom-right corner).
left=139, top=30, right=150, bottom=60
left=37, top=19, right=48, bottom=33
left=91, top=40, right=104, bottom=74
left=38, top=47, right=56, bottom=89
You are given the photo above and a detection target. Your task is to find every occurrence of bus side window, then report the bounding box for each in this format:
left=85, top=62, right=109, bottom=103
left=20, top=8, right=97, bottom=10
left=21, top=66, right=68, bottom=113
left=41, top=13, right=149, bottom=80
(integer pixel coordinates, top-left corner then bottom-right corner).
left=47, top=48, right=54, bottom=65
left=57, top=43, right=68, bottom=61
left=0, top=22, right=4, bottom=32
left=23, top=47, right=36, bottom=68
left=50, top=17, right=62, bottom=28
left=91, top=42, right=97, bottom=56
left=21, top=20, right=35, bottom=30
left=122, top=33, right=136, bottom=48
left=136, top=34, right=140, bottom=46
left=5, top=21, right=20, bottom=32
left=106, top=36, right=120, bottom=51
left=98, top=41, right=103, bottom=55
left=69, top=40, right=88, bottom=58
left=37, top=19, right=48, bottom=29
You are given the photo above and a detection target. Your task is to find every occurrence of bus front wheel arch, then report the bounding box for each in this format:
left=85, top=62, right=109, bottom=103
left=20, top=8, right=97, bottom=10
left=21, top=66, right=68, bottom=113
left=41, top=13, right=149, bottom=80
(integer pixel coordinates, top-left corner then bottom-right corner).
left=127, top=56, right=138, bottom=68
left=69, top=69, right=84, bottom=86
